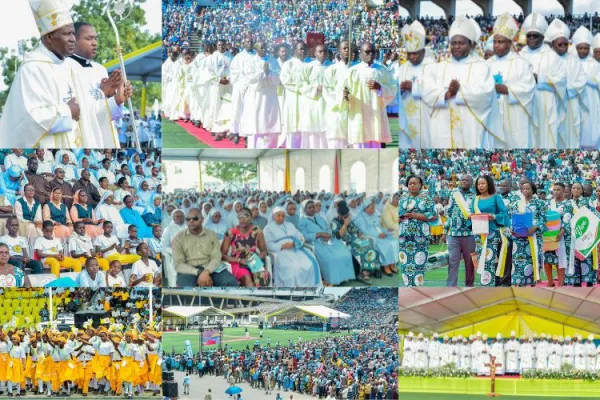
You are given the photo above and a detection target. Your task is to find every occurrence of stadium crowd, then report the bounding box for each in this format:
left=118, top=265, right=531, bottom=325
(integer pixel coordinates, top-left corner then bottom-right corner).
left=334, top=287, right=397, bottom=330
left=401, top=331, right=600, bottom=376
left=164, top=289, right=398, bottom=399
left=0, top=149, right=163, bottom=288
left=162, top=189, right=400, bottom=287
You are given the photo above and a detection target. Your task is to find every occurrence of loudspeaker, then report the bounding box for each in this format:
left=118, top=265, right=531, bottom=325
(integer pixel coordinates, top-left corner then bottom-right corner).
left=162, top=371, right=174, bottom=381
left=258, top=321, right=264, bottom=329
left=74, top=311, right=109, bottom=328
left=162, top=381, right=178, bottom=398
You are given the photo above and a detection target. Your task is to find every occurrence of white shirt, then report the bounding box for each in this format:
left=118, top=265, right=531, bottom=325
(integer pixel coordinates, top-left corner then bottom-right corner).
left=0, top=234, right=29, bottom=257
left=78, top=270, right=106, bottom=289
left=131, top=259, right=159, bottom=287
left=33, top=237, right=63, bottom=262
left=4, top=154, right=28, bottom=170
left=107, top=273, right=127, bottom=287
left=93, top=234, right=120, bottom=257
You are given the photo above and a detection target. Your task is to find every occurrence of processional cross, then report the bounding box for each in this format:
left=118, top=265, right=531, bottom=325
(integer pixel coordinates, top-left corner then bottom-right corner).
left=484, top=355, right=502, bottom=397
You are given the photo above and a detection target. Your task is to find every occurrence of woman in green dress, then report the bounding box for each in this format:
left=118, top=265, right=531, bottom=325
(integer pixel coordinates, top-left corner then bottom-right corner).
left=509, top=182, right=547, bottom=287
left=544, top=183, right=575, bottom=287
left=331, top=200, right=380, bottom=284
left=469, top=175, right=509, bottom=287
left=570, top=183, right=598, bottom=286
left=398, top=175, right=436, bottom=287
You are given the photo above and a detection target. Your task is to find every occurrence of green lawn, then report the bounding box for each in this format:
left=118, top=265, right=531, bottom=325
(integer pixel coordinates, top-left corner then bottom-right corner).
left=399, top=395, right=592, bottom=400
left=162, top=118, right=399, bottom=148
left=401, top=244, right=555, bottom=287
left=163, top=327, right=349, bottom=353
left=162, top=119, right=209, bottom=149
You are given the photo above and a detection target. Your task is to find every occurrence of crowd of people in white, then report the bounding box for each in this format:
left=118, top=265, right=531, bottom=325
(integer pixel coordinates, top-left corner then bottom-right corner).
left=401, top=331, right=600, bottom=375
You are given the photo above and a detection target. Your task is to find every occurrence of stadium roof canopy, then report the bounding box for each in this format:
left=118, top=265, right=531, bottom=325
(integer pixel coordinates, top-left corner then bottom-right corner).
left=399, top=287, right=600, bottom=337
left=265, top=305, right=350, bottom=320
left=164, top=149, right=286, bottom=163
left=164, top=306, right=234, bottom=318
left=104, top=41, right=162, bottom=83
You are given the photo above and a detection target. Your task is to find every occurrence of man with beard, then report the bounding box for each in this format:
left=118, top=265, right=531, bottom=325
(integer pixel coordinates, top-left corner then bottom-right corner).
left=24, top=157, right=51, bottom=205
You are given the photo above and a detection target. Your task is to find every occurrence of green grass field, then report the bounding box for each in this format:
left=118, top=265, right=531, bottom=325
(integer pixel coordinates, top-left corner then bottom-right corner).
left=162, top=119, right=209, bottom=148
left=162, top=118, right=399, bottom=149
left=400, top=395, right=591, bottom=400
left=163, top=327, right=348, bottom=353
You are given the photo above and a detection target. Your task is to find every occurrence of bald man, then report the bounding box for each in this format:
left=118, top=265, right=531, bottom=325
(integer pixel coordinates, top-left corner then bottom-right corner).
left=444, top=175, right=476, bottom=286
left=343, top=42, right=397, bottom=148
left=298, top=44, right=331, bottom=148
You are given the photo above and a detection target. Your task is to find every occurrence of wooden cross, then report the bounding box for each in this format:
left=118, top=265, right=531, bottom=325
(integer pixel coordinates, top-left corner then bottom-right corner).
left=484, top=355, right=502, bottom=397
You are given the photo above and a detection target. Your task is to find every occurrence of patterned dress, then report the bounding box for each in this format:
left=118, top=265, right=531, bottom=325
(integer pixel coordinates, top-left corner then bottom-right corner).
left=544, top=199, right=576, bottom=285
left=508, top=198, right=547, bottom=286
left=471, top=195, right=509, bottom=287
left=572, top=197, right=599, bottom=284
left=226, top=226, right=268, bottom=286
left=398, top=194, right=435, bottom=287
left=331, top=217, right=380, bottom=273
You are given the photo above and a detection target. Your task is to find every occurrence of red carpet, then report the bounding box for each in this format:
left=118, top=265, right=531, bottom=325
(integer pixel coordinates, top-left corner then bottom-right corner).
left=176, top=120, right=245, bottom=148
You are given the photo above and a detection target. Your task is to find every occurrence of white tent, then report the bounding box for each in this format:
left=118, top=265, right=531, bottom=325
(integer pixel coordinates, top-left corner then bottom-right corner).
left=264, top=305, right=350, bottom=320
left=163, top=306, right=234, bottom=318
left=399, top=287, right=600, bottom=336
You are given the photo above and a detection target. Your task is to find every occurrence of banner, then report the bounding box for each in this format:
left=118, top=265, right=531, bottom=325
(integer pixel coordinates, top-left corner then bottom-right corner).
left=330, top=317, right=339, bottom=328
left=202, top=329, right=220, bottom=346
left=572, top=207, right=600, bottom=260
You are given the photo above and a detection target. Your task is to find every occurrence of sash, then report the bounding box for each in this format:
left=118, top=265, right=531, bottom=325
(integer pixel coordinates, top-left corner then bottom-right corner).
left=536, top=82, right=555, bottom=92
left=566, top=88, right=579, bottom=100
left=452, top=190, right=471, bottom=220
left=496, top=228, right=510, bottom=278
left=473, top=197, right=487, bottom=275
left=586, top=80, right=599, bottom=89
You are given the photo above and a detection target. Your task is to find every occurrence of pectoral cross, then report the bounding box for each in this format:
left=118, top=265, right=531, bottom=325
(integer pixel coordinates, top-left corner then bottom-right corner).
left=484, top=355, right=502, bottom=397
left=63, top=85, right=74, bottom=103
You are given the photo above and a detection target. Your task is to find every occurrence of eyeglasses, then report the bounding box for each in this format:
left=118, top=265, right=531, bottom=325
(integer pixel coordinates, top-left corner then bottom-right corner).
left=526, top=33, right=541, bottom=39
left=186, top=217, right=201, bottom=221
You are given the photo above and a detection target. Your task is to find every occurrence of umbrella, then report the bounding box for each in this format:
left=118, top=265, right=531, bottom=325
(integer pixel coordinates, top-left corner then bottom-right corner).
left=44, top=277, right=78, bottom=288
left=225, top=386, right=243, bottom=395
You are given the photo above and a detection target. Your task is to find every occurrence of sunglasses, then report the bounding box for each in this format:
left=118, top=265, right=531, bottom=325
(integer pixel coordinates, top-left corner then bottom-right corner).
left=526, top=34, right=541, bottom=39
left=186, top=217, right=201, bottom=222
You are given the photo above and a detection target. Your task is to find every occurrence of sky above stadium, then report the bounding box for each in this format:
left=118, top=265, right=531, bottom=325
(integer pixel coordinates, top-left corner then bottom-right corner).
left=418, top=0, right=597, bottom=17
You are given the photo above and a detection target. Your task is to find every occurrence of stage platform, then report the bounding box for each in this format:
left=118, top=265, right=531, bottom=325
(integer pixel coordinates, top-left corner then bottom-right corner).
left=400, top=377, right=600, bottom=397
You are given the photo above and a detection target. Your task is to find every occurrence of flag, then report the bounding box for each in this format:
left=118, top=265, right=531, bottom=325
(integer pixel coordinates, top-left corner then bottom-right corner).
left=284, top=150, right=291, bottom=192
left=334, top=151, right=340, bottom=194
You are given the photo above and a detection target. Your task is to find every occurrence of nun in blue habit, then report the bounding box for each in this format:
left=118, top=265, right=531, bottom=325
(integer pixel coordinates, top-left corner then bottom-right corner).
left=203, top=208, right=228, bottom=241
left=297, top=200, right=356, bottom=285
left=354, top=197, right=400, bottom=275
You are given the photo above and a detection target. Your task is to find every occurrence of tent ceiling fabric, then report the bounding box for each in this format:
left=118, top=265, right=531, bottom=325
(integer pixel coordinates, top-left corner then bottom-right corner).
left=399, top=288, right=600, bottom=335
left=163, top=306, right=233, bottom=318
left=164, top=149, right=285, bottom=162
left=105, top=42, right=162, bottom=83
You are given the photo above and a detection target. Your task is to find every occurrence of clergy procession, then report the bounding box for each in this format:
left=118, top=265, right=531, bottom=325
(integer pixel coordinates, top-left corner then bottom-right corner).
left=400, top=331, right=600, bottom=376
left=162, top=38, right=398, bottom=149
left=162, top=0, right=600, bottom=150
left=0, top=149, right=163, bottom=288
left=397, top=149, right=600, bottom=287
left=161, top=189, right=399, bottom=287
left=0, top=0, right=134, bottom=148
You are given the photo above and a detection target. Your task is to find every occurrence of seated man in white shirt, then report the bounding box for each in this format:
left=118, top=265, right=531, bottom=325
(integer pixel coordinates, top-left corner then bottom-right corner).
left=77, top=257, right=106, bottom=288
